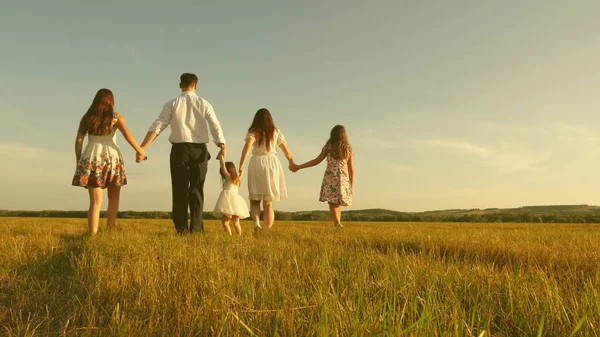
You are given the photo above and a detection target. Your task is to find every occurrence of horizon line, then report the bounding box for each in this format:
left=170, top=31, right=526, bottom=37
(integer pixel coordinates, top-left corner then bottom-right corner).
left=0, top=204, right=594, bottom=214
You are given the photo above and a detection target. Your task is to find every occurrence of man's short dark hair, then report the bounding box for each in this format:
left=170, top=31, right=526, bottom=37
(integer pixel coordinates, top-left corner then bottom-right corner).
left=180, top=73, right=198, bottom=88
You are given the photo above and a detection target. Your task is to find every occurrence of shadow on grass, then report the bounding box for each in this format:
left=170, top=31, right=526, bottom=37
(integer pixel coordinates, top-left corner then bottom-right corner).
left=0, top=233, right=90, bottom=335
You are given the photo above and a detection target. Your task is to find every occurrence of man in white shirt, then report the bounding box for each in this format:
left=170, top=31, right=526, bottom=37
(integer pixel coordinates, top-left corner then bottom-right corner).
left=139, top=73, right=226, bottom=234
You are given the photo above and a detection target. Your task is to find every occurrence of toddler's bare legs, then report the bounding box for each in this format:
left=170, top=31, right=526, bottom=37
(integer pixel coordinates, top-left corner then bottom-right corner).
left=232, top=215, right=242, bottom=236
left=221, top=215, right=232, bottom=235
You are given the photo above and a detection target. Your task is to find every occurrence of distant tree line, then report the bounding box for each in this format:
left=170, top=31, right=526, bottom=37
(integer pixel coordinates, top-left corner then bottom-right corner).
left=2, top=209, right=600, bottom=223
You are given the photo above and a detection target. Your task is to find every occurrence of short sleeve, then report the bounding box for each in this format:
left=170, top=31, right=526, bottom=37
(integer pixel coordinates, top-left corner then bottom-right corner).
left=245, top=132, right=256, bottom=142
left=276, top=130, right=286, bottom=146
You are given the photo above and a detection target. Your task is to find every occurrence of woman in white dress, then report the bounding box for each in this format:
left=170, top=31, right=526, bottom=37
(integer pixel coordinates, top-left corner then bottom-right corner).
left=239, top=108, right=295, bottom=233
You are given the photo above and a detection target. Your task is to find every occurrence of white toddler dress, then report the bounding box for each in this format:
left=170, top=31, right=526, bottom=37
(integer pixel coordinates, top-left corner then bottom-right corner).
left=213, top=179, right=250, bottom=218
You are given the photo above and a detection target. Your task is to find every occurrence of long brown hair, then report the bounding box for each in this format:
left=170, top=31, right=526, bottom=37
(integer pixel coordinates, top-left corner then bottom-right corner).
left=248, top=108, right=276, bottom=151
left=327, top=125, right=351, bottom=160
left=220, top=162, right=241, bottom=185
left=78, top=89, right=115, bottom=135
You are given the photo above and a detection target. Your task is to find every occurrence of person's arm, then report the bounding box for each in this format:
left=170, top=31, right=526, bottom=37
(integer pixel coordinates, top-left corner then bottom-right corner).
left=203, top=102, right=227, bottom=158
left=348, top=150, right=354, bottom=188
left=293, top=145, right=328, bottom=171
left=279, top=143, right=294, bottom=167
left=115, top=113, right=146, bottom=158
left=74, top=131, right=86, bottom=164
left=275, top=130, right=295, bottom=169
left=141, top=102, right=172, bottom=149
left=218, top=154, right=231, bottom=180
left=238, top=134, right=255, bottom=176
left=140, top=131, right=158, bottom=149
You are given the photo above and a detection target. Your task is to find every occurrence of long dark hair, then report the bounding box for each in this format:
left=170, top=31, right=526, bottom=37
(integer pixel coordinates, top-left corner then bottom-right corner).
left=327, top=125, right=351, bottom=160
left=78, top=89, right=115, bottom=135
left=248, top=108, right=276, bottom=151
left=220, top=162, right=241, bottom=186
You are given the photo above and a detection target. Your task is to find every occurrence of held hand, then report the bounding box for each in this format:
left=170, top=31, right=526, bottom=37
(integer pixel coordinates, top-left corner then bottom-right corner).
left=216, top=144, right=227, bottom=161
left=239, top=167, right=244, bottom=177
left=217, top=148, right=227, bottom=161
left=136, top=152, right=147, bottom=163
left=288, top=158, right=297, bottom=172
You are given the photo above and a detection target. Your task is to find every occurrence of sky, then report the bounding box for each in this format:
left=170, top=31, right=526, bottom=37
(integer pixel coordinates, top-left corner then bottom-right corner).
left=1, top=1, right=600, bottom=212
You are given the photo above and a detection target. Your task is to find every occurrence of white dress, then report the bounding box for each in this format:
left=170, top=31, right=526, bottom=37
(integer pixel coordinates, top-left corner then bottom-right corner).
left=246, top=129, right=288, bottom=201
left=213, top=179, right=250, bottom=218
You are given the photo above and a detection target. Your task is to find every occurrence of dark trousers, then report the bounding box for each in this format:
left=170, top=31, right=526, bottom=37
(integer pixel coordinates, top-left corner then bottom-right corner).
left=170, top=143, right=210, bottom=233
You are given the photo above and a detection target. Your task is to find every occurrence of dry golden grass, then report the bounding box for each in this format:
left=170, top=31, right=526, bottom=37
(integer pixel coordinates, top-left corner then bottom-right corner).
left=0, top=218, right=599, bottom=336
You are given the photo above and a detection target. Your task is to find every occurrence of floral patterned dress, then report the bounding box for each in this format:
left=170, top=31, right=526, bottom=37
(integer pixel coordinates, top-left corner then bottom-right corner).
left=319, top=144, right=352, bottom=206
left=72, top=114, right=127, bottom=188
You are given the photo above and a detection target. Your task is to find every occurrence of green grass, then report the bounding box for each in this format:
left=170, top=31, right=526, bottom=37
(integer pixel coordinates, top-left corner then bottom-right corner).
left=0, top=218, right=599, bottom=336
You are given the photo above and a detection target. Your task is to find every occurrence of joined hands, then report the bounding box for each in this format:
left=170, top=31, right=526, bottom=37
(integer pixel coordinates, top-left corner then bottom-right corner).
left=216, top=143, right=227, bottom=162
left=136, top=148, right=147, bottom=163
left=288, top=159, right=299, bottom=173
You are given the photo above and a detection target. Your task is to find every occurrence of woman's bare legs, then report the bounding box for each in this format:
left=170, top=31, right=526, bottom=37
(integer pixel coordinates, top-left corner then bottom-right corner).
left=329, top=203, right=342, bottom=228
left=263, top=200, right=274, bottom=229
left=87, top=188, right=103, bottom=235
left=107, top=186, right=121, bottom=230
left=250, top=200, right=262, bottom=233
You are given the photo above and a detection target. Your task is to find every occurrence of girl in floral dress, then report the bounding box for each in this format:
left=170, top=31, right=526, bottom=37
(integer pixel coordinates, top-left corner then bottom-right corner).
left=72, top=89, right=145, bottom=235
left=292, top=125, right=354, bottom=228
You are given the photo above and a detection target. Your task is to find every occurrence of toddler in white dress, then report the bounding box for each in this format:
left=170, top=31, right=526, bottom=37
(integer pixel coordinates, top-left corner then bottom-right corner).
left=213, top=155, right=249, bottom=235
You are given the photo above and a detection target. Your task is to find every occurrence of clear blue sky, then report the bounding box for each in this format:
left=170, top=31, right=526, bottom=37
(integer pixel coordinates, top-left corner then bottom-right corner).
left=2, top=1, right=600, bottom=212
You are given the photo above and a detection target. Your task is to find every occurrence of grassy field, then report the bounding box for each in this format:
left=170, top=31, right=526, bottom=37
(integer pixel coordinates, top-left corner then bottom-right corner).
left=0, top=218, right=599, bottom=336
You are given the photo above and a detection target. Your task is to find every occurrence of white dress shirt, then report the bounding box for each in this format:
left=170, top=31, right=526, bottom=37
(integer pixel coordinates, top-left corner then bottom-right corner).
left=149, top=91, right=226, bottom=145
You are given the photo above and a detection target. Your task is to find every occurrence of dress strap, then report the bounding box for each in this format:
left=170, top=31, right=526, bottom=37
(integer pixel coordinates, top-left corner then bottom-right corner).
left=111, top=113, right=119, bottom=128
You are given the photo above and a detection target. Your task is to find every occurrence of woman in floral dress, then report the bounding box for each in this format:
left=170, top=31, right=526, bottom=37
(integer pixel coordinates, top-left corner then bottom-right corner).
left=292, top=125, right=354, bottom=228
left=72, top=89, right=145, bottom=235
